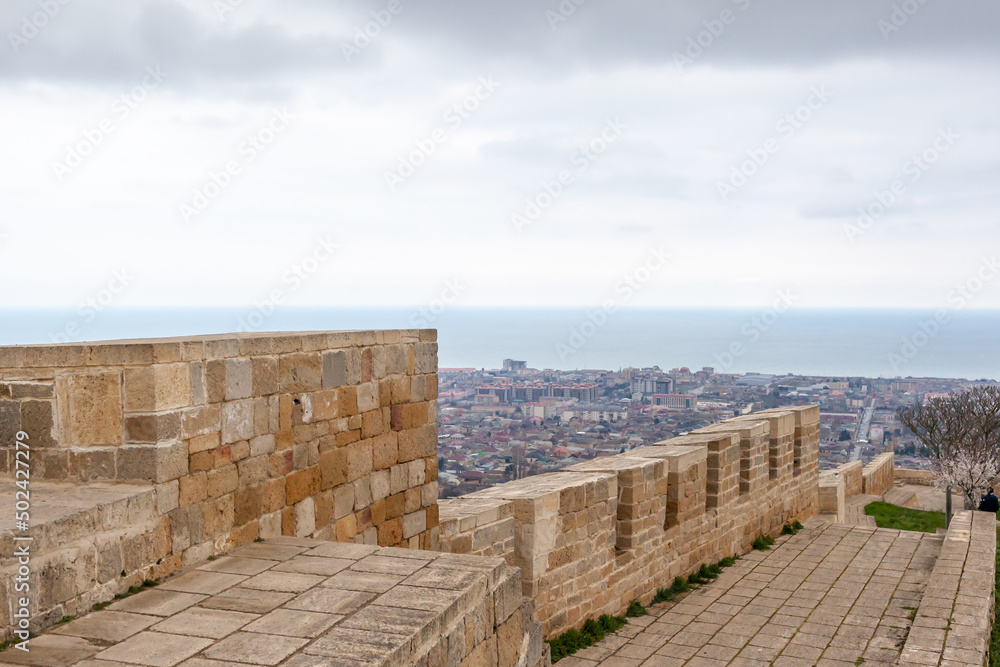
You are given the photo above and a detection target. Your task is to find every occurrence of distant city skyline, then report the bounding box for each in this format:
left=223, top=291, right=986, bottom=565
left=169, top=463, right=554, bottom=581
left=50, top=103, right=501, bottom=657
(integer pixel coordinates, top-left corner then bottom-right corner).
left=1, top=0, right=998, bottom=310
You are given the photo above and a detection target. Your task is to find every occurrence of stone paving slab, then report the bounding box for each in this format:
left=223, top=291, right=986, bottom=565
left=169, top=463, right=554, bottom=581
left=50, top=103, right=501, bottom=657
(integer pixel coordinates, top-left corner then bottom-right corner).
left=0, top=537, right=531, bottom=667
left=558, top=518, right=944, bottom=666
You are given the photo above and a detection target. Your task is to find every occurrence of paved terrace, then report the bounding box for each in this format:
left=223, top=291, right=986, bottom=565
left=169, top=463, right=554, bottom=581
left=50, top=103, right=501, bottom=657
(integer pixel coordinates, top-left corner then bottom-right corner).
left=0, top=537, right=545, bottom=667
left=559, top=512, right=995, bottom=667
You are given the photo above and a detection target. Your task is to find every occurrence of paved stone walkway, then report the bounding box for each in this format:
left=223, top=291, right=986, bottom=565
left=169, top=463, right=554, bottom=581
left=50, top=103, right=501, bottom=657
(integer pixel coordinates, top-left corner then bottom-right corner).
left=559, top=518, right=942, bottom=666
left=0, top=537, right=537, bottom=667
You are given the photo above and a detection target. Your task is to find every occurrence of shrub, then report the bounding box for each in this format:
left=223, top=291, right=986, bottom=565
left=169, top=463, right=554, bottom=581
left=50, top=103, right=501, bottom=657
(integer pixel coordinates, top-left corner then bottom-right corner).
left=652, top=587, right=674, bottom=604
left=625, top=599, right=646, bottom=617
left=547, top=613, right=628, bottom=662
left=752, top=535, right=774, bottom=551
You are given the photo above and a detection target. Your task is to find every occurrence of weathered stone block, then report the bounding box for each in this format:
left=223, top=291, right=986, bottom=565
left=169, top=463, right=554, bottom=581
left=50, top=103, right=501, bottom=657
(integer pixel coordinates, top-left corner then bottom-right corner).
left=225, top=358, right=252, bottom=400
left=279, top=353, right=322, bottom=393
left=222, top=399, right=254, bottom=445
left=286, top=467, right=320, bottom=505
left=323, top=350, right=347, bottom=388
left=61, top=372, right=122, bottom=446
left=125, top=412, right=181, bottom=444
left=251, top=356, right=279, bottom=396
left=21, top=399, right=58, bottom=448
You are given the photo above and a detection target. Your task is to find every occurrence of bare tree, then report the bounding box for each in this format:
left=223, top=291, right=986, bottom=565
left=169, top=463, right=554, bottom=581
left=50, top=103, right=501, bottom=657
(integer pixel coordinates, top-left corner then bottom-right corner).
left=898, top=386, right=1000, bottom=509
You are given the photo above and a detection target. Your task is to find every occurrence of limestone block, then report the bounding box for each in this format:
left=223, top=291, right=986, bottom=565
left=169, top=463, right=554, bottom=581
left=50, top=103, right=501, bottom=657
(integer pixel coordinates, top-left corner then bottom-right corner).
left=0, top=398, right=20, bottom=446
left=202, top=494, right=236, bottom=538
left=295, top=497, right=316, bottom=538
left=124, top=363, right=191, bottom=413
left=205, top=359, right=226, bottom=404
left=190, top=361, right=206, bottom=406
left=60, top=372, right=122, bottom=446
left=693, top=420, right=769, bottom=495
left=207, top=464, right=239, bottom=499
left=225, top=358, right=252, bottom=400
left=279, top=353, right=322, bottom=393
left=117, top=442, right=188, bottom=483
left=563, top=455, right=666, bottom=552
left=221, top=399, right=254, bottom=445
left=157, top=480, right=180, bottom=514
left=125, top=412, right=181, bottom=444
left=836, top=461, right=863, bottom=497
left=402, top=509, right=427, bottom=539
left=68, top=447, right=116, bottom=481
left=819, top=471, right=845, bottom=522
left=181, top=404, right=221, bottom=440
left=286, top=467, right=320, bottom=506
left=323, top=350, right=347, bottom=388
left=251, top=356, right=279, bottom=396
left=732, top=412, right=795, bottom=481
left=357, top=382, right=379, bottom=413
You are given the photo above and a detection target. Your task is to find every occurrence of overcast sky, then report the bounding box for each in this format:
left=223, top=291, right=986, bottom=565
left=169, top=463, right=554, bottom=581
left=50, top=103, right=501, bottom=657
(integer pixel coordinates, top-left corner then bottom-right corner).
left=1, top=0, right=998, bottom=310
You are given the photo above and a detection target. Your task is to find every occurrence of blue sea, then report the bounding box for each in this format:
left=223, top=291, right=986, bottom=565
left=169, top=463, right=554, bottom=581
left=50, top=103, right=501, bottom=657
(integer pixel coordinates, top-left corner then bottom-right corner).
left=0, top=307, right=997, bottom=380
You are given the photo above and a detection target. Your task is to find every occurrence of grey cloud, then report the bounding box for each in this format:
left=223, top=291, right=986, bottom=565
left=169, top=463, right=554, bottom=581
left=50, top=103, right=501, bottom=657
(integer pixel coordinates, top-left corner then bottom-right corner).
left=4, top=0, right=998, bottom=88
left=1, top=0, right=349, bottom=86
left=338, top=0, right=1000, bottom=69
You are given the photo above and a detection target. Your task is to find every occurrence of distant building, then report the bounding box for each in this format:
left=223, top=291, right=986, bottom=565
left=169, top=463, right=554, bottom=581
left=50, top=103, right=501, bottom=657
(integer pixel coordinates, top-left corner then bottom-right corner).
left=503, top=359, right=527, bottom=372
left=651, top=394, right=698, bottom=409
left=562, top=405, right=627, bottom=423
left=631, top=376, right=674, bottom=395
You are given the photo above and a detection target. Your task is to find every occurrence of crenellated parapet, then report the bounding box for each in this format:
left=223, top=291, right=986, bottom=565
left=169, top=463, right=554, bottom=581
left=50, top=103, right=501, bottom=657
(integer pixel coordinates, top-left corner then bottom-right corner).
left=438, top=406, right=822, bottom=636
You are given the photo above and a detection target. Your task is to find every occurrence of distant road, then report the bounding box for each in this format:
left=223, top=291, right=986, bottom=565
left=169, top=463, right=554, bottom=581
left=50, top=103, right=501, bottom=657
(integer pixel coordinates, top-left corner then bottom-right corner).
left=851, top=400, right=876, bottom=462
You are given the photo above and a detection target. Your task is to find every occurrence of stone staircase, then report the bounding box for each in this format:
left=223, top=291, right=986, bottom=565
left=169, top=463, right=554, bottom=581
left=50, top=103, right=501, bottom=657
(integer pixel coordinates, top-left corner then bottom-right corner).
left=0, top=478, right=176, bottom=635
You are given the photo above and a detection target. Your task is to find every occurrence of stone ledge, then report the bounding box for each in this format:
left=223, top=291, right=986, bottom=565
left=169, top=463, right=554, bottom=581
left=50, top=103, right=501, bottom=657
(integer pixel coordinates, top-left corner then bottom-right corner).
left=901, top=509, right=997, bottom=665
left=5, top=536, right=547, bottom=667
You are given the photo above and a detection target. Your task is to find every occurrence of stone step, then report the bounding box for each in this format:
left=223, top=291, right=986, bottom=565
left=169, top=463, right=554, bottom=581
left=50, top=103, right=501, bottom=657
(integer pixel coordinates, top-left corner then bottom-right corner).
left=882, top=486, right=919, bottom=508
left=0, top=477, right=174, bottom=636
left=0, top=478, right=160, bottom=557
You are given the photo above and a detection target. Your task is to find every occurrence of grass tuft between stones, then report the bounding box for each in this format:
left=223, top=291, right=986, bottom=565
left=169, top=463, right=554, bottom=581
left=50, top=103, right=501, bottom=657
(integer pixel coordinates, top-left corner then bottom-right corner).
left=546, top=555, right=740, bottom=662
left=625, top=599, right=646, bottom=618
left=547, top=614, right=627, bottom=662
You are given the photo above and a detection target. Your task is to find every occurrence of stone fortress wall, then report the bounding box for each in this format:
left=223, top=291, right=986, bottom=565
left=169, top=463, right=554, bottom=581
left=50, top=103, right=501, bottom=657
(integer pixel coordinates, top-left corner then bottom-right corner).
left=0, top=331, right=440, bottom=638
left=438, top=406, right=823, bottom=636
